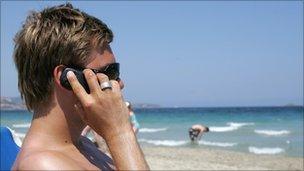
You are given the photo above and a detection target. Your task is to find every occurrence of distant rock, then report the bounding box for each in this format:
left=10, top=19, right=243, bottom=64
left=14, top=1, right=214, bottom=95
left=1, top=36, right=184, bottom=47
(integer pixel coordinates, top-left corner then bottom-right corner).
left=283, top=103, right=303, bottom=107
left=0, top=96, right=27, bottom=111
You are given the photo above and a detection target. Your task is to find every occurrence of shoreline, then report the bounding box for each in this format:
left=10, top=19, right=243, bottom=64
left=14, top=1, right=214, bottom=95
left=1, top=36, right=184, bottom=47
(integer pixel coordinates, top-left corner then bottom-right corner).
left=141, top=146, right=303, bottom=170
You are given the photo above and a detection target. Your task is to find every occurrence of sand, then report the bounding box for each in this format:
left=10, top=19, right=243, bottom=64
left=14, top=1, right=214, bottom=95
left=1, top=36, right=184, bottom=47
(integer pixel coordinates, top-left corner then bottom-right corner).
left=141, top=146, right=303, bottom=170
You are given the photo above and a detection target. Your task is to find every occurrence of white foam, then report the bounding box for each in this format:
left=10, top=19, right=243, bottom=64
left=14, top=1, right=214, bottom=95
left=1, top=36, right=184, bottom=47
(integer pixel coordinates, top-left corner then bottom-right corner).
left=139, top=127, right=167, bottom=133
left=254, top=130, right=290, bottom=136
left=248, top=146, right=284, bottom=154
left=13, top=123, right=31, bottom=128
left=138, top=139, right=187, bottom=146
left=227, top=122, right=254, bottom=127
left=6, top=127, right=23, bottom=147
left=209, top=126, right=238, bottom=132
left=15, top=132, right=26, bottom=139
left=209, top=122, right=254, bottom=132
left=198, top=140, right=237, bottom=147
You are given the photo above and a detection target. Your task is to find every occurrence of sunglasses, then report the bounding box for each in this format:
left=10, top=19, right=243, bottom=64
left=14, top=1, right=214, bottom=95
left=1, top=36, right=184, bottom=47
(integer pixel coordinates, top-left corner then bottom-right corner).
left=68, top=63, right=120, bottom=81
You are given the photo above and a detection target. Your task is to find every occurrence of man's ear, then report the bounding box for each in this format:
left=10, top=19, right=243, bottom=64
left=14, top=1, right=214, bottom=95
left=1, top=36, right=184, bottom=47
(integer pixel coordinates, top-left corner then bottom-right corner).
left=53, top=65, right=65, bottom=87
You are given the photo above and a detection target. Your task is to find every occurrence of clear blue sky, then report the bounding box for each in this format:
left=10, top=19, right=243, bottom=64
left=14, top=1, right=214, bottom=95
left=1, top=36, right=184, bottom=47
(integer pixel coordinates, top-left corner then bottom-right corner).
left=1, top=1, right=303, bottom=107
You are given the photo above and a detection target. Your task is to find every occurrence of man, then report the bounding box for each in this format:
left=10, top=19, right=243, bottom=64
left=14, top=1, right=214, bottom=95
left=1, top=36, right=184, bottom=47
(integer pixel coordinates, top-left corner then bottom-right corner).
left=189, top=124, right=209, bottom=142
left=12, top=3, right=149, bottom=170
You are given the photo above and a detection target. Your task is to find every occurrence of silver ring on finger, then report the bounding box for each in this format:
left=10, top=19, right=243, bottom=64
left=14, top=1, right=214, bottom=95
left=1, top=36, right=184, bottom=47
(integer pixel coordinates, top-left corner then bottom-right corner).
left=100, top=81, right=112, bottom=91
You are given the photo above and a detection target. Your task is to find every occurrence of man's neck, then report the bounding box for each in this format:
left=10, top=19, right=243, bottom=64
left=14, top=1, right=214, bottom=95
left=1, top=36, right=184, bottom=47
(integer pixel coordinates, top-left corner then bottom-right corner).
left=29, top=103, right=85, bottom=147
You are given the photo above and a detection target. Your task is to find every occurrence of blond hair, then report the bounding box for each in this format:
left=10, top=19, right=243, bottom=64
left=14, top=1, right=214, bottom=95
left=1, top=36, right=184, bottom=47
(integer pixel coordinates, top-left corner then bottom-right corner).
left=13, top=3, right=113, bottom=111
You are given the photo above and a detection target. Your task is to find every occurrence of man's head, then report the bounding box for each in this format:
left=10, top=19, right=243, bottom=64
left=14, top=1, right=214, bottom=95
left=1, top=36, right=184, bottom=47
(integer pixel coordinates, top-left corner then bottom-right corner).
left=14, top=3, right=113, bottom=111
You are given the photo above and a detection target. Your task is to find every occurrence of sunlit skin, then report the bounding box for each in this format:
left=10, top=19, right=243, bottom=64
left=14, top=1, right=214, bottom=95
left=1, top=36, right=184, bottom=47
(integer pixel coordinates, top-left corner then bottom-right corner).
left=12, top=44, right=149, bottom=170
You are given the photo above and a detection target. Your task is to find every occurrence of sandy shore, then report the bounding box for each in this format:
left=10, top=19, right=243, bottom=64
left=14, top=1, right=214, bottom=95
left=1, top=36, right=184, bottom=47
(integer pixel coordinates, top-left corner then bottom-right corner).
left=141, top=146, right=303, bottom=170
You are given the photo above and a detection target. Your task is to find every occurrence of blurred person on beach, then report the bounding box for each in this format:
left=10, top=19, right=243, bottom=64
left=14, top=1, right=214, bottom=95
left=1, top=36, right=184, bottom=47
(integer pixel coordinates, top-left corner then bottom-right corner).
left=126, top=101, right=140, bottom=134
left=189, top=124, right=209, bottom=142
left=81, top=125, right=110, bottom=155
left=11, top=3, right=149, bottom=170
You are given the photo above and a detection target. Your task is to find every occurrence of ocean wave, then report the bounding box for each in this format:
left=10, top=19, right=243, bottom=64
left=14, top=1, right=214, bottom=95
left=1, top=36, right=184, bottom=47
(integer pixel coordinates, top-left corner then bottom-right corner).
left=15, top=132, right=26, bottom=139
left=209, top=122, right=254, bottom=132
left=248, top=146, right=284, bottom=154
left=198, top=140, right=237, bottom=147
left=139, top=127, right=167, bottom=133
left=227, top=122, right=254, bottom=127
left=138, top=139, right=187, bottom=146
left=6, top=128, right=23, bottom=147
left=254, top=130, right=290, bottom=136
left=138, top=138, right=237, bottom=148
left=13, top=123, right=31, bottom=128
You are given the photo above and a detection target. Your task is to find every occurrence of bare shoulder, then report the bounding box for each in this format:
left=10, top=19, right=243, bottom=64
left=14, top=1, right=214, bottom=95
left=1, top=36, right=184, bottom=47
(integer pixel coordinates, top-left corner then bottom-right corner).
left=16, top=150, right=83, bottom=170
left=192, top=124, right=202, bottom=129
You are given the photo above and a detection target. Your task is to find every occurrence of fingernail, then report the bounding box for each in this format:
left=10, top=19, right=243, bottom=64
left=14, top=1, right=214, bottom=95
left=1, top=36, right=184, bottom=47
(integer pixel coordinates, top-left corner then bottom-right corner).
left=67, top=71, right=74, bottom=79
left=88, top=70, right=94, bottom=76
left=83, top=69, right=93, bottom=76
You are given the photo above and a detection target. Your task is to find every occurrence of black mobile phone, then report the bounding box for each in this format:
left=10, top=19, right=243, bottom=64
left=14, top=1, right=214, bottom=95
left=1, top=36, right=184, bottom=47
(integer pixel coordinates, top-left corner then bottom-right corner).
left=60, top=68, right=90, bottom=93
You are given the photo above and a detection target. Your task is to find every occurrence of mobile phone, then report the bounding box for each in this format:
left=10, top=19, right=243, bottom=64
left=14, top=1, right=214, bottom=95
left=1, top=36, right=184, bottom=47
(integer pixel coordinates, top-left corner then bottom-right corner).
left=60, top=68, right=90, bottom=93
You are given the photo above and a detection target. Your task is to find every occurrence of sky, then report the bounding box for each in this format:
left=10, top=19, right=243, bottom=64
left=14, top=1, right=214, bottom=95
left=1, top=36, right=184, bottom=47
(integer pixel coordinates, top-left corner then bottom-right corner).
left=1, top=1, right=303, bottom=107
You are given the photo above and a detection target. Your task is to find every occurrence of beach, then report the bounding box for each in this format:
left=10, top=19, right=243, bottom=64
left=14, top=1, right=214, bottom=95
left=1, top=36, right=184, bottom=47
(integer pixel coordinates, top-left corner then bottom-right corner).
left=142, top=146, right=303, bottom=170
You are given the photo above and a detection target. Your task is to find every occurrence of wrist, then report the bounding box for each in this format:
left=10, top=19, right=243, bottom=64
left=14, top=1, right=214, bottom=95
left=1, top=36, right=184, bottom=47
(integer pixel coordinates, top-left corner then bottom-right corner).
left=103, top=124, right=134, bottom=142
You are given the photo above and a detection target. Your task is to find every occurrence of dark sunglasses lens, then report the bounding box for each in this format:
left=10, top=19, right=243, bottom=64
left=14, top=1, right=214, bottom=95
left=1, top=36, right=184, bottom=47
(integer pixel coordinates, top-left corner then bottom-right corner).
left=105, top=64, right=119, bottom=80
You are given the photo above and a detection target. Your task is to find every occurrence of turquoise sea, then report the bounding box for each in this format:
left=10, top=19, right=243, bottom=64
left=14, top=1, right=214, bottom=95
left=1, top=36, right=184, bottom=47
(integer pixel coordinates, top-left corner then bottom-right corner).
left=1, top=107, right=303, bottom=157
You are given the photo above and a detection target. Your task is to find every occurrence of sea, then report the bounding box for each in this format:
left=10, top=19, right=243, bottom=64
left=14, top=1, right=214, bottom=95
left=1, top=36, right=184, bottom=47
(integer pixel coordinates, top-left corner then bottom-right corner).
left=1, top=107, right=303, bottom=157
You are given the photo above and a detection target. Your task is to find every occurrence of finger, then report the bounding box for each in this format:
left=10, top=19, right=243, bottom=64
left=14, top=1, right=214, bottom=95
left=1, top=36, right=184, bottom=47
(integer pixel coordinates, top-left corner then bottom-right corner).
left=67, top=71, right=90, bottom=104
left=83, top=69, right=100, bottom=94
left=110, top=80, right=121, bottom=93
left=110, top=80, right=125, bottom=106
left=96, top=73, right=110, bottom=92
